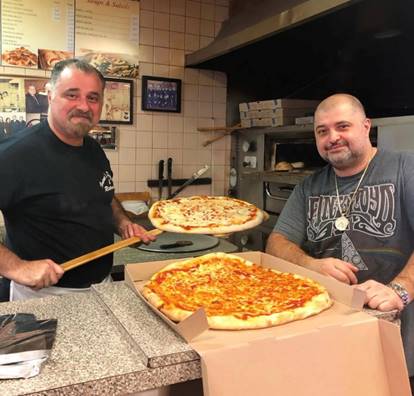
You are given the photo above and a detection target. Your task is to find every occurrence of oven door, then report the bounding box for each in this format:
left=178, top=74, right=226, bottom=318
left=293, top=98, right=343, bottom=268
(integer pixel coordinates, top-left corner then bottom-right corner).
left=263, top=182, right=295, bottom=215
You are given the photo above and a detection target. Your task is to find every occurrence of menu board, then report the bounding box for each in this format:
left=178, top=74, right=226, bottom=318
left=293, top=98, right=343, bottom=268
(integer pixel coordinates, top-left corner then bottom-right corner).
left=75, top=0, right=139, bottom=78
left=1, top=0, right=74, bottom=69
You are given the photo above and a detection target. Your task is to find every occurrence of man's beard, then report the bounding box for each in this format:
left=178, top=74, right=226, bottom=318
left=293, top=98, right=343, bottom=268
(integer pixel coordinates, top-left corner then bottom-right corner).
left=68, top=111, right=94, bottom=137
left=323, top=144, right=363, bottom=170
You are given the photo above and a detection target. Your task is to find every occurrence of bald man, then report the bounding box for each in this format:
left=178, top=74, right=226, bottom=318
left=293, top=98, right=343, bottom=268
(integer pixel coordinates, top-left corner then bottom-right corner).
left=266, top=93, right=414, bottom=378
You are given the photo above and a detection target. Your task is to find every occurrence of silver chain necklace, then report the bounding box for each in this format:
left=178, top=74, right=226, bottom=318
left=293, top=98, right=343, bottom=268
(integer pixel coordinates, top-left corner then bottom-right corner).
left=334, top=158, right=372, bottom=231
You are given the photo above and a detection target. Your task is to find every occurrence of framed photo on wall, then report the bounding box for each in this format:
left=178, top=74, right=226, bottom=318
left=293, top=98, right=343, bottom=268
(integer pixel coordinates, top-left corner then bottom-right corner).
left=141, top=75, right=181, bottom=113
left=100, top=78, right=133, bottom=124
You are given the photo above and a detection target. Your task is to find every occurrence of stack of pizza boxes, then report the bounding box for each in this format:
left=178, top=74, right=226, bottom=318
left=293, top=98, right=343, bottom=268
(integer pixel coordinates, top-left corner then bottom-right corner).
left=125, top=252, right=410, bottom=396
left=239, top=98, right=320, bottom=128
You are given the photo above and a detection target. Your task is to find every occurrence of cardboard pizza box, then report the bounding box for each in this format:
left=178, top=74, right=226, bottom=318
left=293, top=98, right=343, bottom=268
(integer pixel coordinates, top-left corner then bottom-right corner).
left=124, top=252, right=411, bottom=396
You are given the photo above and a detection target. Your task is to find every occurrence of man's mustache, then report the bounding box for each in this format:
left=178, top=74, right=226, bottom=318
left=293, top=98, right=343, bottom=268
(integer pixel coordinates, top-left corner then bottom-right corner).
left=326, top=140, right=347, bottom=150
left=69, top=110, right=92, bottom=121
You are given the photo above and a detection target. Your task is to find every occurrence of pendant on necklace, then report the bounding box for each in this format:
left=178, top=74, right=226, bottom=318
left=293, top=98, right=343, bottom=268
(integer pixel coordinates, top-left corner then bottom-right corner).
left=335, top=216, right=349, bottom=231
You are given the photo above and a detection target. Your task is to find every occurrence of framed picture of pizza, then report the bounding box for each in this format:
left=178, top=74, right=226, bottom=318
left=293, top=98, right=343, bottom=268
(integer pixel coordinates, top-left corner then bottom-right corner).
left=100, top=78, right=133, bottom=125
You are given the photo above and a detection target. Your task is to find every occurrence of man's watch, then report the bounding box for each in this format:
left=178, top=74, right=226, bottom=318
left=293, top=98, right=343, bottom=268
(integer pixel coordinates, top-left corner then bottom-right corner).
left=387, top=282, right=410, bottom=308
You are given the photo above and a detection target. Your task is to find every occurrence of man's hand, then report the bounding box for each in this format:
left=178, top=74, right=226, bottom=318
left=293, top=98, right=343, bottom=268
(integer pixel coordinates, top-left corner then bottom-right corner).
left=11, top=259, right=64, bottom=290
left=354, top=280, right=404, bottom=311
left=309, top=257, right=359, bottom=285
left=118, top=221, right=156, bottom=244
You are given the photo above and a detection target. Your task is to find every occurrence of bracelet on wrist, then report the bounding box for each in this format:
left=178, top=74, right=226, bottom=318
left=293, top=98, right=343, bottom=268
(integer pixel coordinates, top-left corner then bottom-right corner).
left=387, top=282, right=410, bottom=308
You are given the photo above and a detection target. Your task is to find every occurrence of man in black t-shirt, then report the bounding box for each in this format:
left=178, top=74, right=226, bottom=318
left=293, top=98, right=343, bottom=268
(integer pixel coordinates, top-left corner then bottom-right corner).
left=0, top=59, right=155, bottom=300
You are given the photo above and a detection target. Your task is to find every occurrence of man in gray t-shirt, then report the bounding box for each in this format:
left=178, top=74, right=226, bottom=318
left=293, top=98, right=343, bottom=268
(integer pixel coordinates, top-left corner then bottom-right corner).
left=266, top=93, right=414, bottom=377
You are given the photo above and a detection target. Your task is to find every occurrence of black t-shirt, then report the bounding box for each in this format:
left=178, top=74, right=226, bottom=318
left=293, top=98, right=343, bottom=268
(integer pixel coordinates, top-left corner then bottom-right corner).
left=0, top=121, right=115, bottom=287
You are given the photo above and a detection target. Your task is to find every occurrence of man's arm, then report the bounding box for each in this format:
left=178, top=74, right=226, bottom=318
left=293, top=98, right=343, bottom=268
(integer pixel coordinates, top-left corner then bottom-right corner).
left=0, top=244, right=63, bottom=289
left=111, top=197, right=155, bottom=243
left=355, top=252, right=414, bottom=312
left=266, top=232, right=358, bottom=284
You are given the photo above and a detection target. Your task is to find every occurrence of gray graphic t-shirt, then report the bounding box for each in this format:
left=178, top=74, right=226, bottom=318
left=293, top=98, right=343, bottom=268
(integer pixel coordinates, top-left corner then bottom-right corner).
left=275, top=149, right=414, bottom=284
left=274, top=149, right=414, bottom=375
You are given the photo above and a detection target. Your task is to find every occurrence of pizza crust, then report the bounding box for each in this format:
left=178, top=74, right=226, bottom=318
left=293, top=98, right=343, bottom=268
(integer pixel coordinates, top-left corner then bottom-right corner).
left=142, top=253, right=333, bottom=330
left=148, top=196, right=264, bottom=234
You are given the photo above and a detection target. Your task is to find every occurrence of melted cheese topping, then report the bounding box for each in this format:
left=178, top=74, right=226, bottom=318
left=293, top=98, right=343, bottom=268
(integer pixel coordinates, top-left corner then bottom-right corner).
left=147, top=255, right=325, bottom=319
left=153, top=196, right=257, bottom=228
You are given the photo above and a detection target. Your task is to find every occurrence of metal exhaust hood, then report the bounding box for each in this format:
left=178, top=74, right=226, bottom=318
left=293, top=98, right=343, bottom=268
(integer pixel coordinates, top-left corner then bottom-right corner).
left=186, top=0, right=357, bottom=67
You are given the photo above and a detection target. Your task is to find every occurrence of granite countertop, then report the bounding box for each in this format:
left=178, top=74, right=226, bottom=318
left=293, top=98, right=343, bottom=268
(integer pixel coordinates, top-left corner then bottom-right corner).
left=0, top=283, right=202, bottom=396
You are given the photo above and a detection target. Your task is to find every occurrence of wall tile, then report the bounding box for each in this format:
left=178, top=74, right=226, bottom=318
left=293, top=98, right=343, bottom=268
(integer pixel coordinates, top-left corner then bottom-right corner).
left=118, top=147, right=136, bottom=164
left=183, top=100, right=199, bottom=117
left=170, top=0, right=185, bottom=15
left=153, top=132, right=169, bottom=148
left=139, top=62, right=154, bottom=76
left=119, top=130, right=136, bottom=148
left=170, top=31, right=185, bottom=49
left=153, top=64, right=170, bottom=77
left=105, top=150, right=119, bottom=165
left=140, top=0, right=154, bottom=10
left=154, top=29, right=170, bottom=47
left=118, top=182, right=136, bottom=193
left=184, top=33, right=199, bottom=51
left=185, top=17, right=200, bottom=35
left=182, top=133, right=199, bottom=149
left=213, top=102, right=226, bottom=118
left=184, top=116, right=198, bottom=133
left=199, top=101, right=213, bottom=117
left=153, top=114, right=169, bottom=131
left=168, top=115, right=184, bottom=132
left=199, top=85, right=213, bottom=102
left=201, top=3, right=215, bottom=20
left=139, top=45, right=154, bottom=63
left=183, top=83, right=199, bottom=101
left=140, top=27, right=154, bottom=45
left=135, top=181, right=151, bottom=193
left=169, top=49, right=185, bottom=66
left=135, top=165, right=152, bottom=181
left=170, top=15, right=185, bottom=32
left=168, top=132, right=183, bottom=148
left=152, top=148, right=169, bottom=163
left=213, top=86, right=226, bottom=103
left=186, top=1, right=201, bottom=18
left=199, top=69, right=214, bottom=85
left=169, top=66, right=185, bottom=79
left=136, top=131, right=153, bottom=148
left=184, top=68, right=199, bottom=84
left=135, top=148, right=153, bottom=164
left=136, top=114, right=153, bottom=130
left=140, top=10, right=154, bottom=28
left=119, top=165, right=136, bottom=182
left=154, top=12, right=170, bottom=30
left=200, top=19, right=215, bottom=37
left=154, top=47, right=170, bottom=64
left=154, top=0, right=170, bottom=13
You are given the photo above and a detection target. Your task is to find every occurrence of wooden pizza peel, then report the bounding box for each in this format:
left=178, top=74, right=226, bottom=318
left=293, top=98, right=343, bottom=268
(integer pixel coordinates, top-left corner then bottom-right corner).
left=61, top=207, right=269, bottom=272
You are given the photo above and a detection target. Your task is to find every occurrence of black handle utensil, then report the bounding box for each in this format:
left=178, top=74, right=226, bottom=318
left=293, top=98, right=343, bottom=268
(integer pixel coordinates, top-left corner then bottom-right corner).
left=167, top=157, right=173, bottom=198
left=158, top=160, right=164, bottom=200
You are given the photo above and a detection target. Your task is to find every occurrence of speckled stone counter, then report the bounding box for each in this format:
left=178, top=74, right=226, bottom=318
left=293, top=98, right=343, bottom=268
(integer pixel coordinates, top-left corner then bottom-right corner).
left=0, top=280, right=401, bottom=396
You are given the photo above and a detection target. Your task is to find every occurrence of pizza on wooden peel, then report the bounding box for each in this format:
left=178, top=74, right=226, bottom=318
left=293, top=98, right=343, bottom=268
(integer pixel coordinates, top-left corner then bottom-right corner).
left=148, top=196, right=265, bottom=234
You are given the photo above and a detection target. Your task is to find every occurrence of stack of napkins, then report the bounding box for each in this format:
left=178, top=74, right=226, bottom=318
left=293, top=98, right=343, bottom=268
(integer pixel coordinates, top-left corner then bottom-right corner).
left=0, top=313, right=57, bottom=379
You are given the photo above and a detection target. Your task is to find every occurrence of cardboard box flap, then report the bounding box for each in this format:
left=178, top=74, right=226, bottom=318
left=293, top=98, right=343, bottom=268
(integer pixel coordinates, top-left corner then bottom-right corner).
left=379, top=319, right=411, bottom=395
left=197, top=317, right=409, bottom=396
